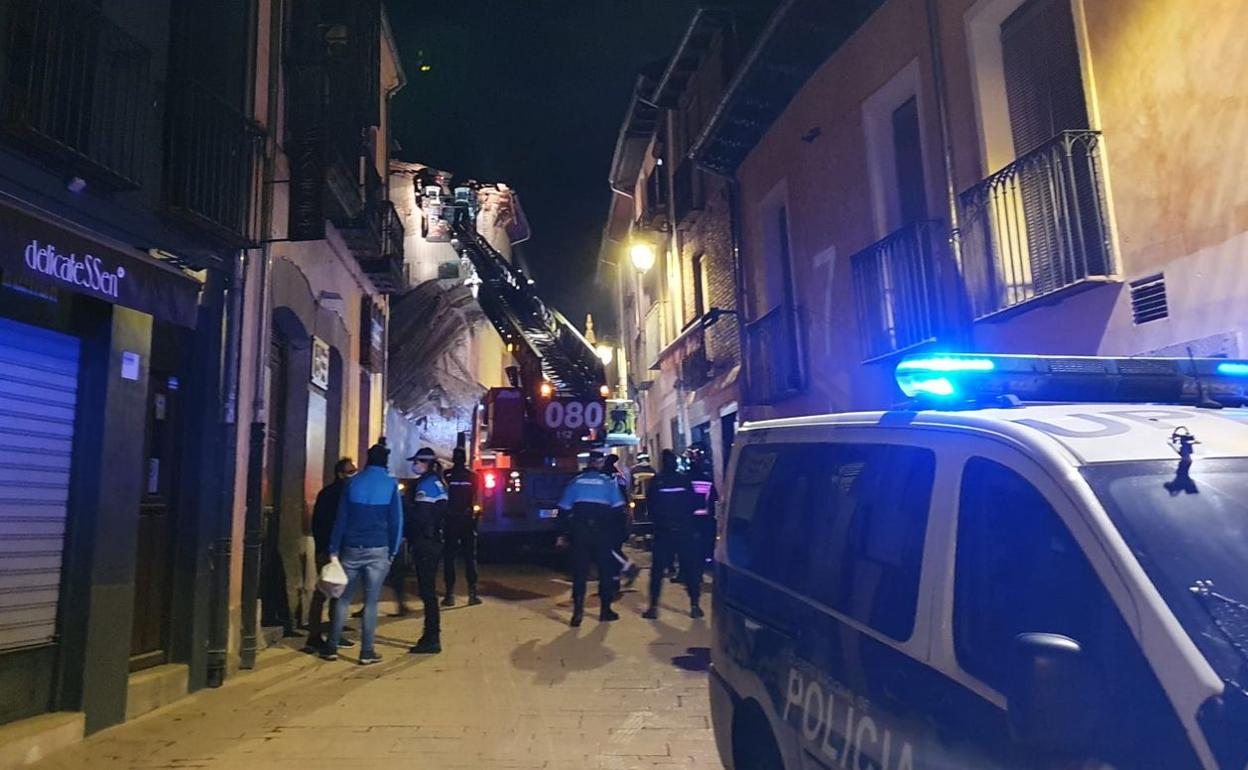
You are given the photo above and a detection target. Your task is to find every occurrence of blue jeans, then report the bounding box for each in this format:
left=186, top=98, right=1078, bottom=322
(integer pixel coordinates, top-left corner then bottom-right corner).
left=329, top=546, right=391, bottom=655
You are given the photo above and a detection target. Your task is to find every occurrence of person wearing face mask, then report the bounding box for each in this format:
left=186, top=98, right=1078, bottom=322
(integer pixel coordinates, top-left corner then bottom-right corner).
left=404, top=447, right=449, bottom=654
left=304, top=458, right=358, bottom=654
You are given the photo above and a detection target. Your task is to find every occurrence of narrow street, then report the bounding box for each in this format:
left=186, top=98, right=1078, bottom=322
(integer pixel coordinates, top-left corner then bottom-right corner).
left=25, top=558, right=719, bottom=770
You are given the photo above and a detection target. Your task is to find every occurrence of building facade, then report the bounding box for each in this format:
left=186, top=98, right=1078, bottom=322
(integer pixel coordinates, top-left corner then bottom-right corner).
left=228, top=0, right=404, bottom=673
left=0, top=0, right=263, bottom=738
left=0, top=0, right=407, bottom=749
left=605, top=10, right=743, bottom=486
left=692, top=0, right=1248, bottom=419
left=384, top=164, right=522, bottom=464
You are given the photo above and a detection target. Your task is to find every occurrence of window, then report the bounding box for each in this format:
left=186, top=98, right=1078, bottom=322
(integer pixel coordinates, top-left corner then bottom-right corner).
left=954, top=458, right=1198, bottom=767
left=955, top=458, right=1103, bottom=690
left=891, top=97, right=927, bottom=224
left=691, top=252, right=707, bottom=318
left=727, top=442, right=935, bottom=640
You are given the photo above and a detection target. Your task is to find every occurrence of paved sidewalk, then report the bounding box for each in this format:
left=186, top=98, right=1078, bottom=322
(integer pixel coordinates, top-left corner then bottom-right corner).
left=28, top=560, right=721, bottom=770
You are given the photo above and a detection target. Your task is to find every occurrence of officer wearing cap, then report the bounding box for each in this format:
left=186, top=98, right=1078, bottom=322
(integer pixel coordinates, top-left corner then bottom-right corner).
left=442, top=447, right=482, bottom=607
left=557, top=450, right=627, bottom=626
left=404, top=447, right=448, bottom=654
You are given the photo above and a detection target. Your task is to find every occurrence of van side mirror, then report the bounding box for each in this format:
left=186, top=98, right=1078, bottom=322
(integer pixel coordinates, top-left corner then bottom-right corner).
left=1007, top=633, right=1099, bottom=754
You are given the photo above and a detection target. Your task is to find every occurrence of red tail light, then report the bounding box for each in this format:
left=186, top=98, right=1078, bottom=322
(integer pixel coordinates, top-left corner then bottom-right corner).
left=484, top=472, right=497, bottom=490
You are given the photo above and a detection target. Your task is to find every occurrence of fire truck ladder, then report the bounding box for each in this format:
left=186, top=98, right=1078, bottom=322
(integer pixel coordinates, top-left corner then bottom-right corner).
left=450, top=220, right=605, bottom=399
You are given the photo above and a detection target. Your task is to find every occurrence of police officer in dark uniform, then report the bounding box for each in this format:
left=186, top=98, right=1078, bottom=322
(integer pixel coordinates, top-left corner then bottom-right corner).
left=686, top=444, right=719, bottom=570
left=404, top=447, right=448, bottom=654
left=557, top=450, right=627, bottom=627
left=642, top=450, right=704, bottom=619
left=442, top=447, right=482, bottom=607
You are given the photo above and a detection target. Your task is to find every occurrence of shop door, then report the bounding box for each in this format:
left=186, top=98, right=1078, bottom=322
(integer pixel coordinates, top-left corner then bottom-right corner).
left=0, top=318, right=79, bottom=652
left=130, top=370, right=180, bottom=670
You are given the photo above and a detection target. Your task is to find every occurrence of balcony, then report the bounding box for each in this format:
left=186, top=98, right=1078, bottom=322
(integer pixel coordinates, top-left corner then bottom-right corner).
left=1, top=0, right=151, bottom=188
left=163, top=79, right=264, bottom=247
left=851, top=220, right=945, bottom=362
left=655, top=321, right=714, bottom=391
left=745, top=304, right=804, bottom=405
left=959, top=130, right=1115, bottom=320
left=338, top=168, right=404, bottom=293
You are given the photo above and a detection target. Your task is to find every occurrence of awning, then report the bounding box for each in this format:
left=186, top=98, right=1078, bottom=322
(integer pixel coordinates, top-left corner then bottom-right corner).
left=0, top=203, right=201, bottom=327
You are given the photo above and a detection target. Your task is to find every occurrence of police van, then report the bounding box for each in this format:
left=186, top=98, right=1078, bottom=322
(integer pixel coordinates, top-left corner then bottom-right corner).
left=710, top=354, right=1248, bottom=770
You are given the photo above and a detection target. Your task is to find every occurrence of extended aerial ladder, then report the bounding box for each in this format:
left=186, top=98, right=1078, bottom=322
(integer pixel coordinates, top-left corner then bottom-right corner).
left=442, top=205, right=609, bottom=550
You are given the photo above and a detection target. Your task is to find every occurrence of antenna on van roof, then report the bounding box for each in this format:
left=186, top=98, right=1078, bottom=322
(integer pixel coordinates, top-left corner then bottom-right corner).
left=1188, top=347, right=1224, bottom=410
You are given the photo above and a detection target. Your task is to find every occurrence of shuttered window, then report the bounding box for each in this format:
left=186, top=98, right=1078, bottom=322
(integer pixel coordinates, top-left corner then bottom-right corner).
left=0, top=318, right=79, bottom=651
left=1001, top=0, right=1089, bottom=156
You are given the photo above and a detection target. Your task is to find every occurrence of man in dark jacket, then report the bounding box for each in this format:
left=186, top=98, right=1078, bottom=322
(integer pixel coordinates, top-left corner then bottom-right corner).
left=557, top=450, right=627, bottom=627
left=405, top=447, right=449, bottom=654
left=442, top=447, right=481, bottom=607
left=643, top=450, right=704, bottom=619
left=304, top=458, right=357, bottom=653
left=325, top=443, right=403, bottom=665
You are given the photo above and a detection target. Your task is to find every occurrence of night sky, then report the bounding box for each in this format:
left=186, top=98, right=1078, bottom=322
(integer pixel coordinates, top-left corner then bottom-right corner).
left=382, top=1, right=775, bottom=338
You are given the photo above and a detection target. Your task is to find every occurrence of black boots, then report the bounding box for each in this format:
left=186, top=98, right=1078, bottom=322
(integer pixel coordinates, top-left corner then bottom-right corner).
left=570, top=606, right=584, bottom=627
left=410, top=636, right=442, bottom=654
left=642, top=605, right=658, bottom=620
left=600, top=605, right=620, bottom=622
left=691, top=602, right=705, bottom=619
left=468, top=589, right=483, bottom=606
left=442, top=594, right=455, bottom=607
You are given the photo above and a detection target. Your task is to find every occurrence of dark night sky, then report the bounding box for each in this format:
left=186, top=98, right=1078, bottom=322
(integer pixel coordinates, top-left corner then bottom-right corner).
left=382, top=1, right=774, bottom=338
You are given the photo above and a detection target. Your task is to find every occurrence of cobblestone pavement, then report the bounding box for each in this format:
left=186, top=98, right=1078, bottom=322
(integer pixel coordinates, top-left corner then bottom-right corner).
left=29, top=555, right=722, bottom=769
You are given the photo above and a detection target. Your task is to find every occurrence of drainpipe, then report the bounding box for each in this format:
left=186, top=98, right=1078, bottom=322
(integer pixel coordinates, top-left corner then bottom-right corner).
left=240, top=0, right=282, bottom=670
left=925, top=0, right=969, bottom=342
left=206, top=250, right=245, bottom=687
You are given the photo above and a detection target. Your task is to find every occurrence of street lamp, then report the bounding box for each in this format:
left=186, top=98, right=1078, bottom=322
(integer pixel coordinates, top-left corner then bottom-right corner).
left=629, top=242, right=656, bottom=273
left=595, top=344, right=614, bottom=367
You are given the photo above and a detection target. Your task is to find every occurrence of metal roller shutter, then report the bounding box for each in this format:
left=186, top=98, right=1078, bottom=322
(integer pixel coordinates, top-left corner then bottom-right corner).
left=0, top=317, right=79, bottom=651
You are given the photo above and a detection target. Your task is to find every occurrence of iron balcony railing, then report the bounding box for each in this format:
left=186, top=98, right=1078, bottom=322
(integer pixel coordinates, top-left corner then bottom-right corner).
left=163, top=79, right=264, bottom=247
left=851, top=219, right=944, bottom=362
left=959, top=130, right=1115, bottom=319
left=344, top=197, right=405, bottom=294
left=672, top=158, right=705, bottom=226
left=745, top=304, right=804, bottom=405
left=1, top=0, right=151, bottom=188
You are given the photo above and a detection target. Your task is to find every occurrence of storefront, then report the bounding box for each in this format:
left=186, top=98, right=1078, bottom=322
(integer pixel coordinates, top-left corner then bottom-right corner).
left=0, top=201, right=202, bottom=731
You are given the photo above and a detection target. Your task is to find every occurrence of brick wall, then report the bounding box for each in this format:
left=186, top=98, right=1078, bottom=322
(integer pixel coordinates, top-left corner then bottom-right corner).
left=677, top=172, right=740, bottom=378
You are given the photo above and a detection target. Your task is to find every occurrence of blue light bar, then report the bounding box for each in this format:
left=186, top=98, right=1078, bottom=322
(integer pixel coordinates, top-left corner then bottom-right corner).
left=894, top=353, right=1248, bottom=407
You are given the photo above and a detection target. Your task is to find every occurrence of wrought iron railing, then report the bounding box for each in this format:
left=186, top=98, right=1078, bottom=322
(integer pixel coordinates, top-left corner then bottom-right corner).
left=745, top=304, right=804, bottom=404
left=677, top=326, right=713, bottom=390
left=1, top=0, right=151, bottom=187
left=163, top=79, right=264, bottom=247
left=348, top=198, right=405, bottom=293
left=959, top=130, right=1114, bottom=319
left=851, top=220, right=944, bottom=361
left=672, top=158, right=704, bottom=225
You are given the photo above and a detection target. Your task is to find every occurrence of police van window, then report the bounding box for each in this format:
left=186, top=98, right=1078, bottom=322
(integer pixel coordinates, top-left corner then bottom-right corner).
left=726, top=444, right=811, bottom=591
left=804, top=444, right=935, bottom=641
left=953, top=458, right=1197, bottom=767
left=955, top=458, right=1104, bottom=690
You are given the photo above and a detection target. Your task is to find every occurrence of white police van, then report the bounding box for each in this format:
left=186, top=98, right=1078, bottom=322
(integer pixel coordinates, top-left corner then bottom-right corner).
left=710, top=354, right=1248, bottom=770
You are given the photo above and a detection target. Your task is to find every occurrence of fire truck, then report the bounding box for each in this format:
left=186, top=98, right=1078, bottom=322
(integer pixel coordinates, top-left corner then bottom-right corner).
left=446, top=205, right=609, bottom=553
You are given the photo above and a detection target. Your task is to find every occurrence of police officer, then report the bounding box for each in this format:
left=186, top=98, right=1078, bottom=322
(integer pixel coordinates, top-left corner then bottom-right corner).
left=686, top=444, right=719, bottom=570
left=442, top=447, right=482, bottom=607
left=557, top=450, right=627, bottom=627
left=404, top=447, right=448, bottom=654
left=642, top=450, right=704, bottom=619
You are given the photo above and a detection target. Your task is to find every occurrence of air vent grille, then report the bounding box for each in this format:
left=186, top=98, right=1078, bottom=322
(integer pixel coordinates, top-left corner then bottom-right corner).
left=1131, top=274, right=1169, bottom=325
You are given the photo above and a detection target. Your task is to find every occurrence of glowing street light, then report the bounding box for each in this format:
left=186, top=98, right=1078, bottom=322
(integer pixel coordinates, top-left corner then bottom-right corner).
left=595, top=344, right=614, bottom=367
left=629, top=242, right=656, bottom=273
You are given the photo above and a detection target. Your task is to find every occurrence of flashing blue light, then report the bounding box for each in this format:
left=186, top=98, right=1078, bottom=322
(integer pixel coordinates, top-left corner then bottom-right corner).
left=896, top=356, right=996, bottom=373
left=909, top=377, right=956, bottom=397
left=1216, top=362, right=1248, bottom=377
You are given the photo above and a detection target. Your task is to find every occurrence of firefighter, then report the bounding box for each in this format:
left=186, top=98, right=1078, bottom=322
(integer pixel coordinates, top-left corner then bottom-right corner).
left=642, top=450, right=704, bottom=619
left=442, top=447, right=482, bottom=607
left=404, top=447, right=448, bottom=654
left=556, top=450, right=627, bottom=627
left=628, top=452, right=657, bottom=543
left=603, top=454, right=640, bottom=588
